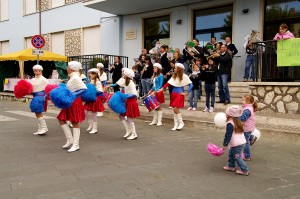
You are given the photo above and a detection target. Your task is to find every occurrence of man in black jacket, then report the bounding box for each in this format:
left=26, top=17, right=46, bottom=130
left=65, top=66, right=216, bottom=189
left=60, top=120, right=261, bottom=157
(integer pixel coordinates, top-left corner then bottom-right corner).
left=225, top=37, right=238, bottom=57
left=159, top=45, right=170, bottom=84
left=213, top=44, right=232, bottom=105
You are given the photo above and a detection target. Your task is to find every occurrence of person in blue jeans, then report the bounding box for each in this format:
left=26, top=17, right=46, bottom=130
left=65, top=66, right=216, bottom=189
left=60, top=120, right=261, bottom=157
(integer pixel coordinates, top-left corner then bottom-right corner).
left=202, top=58, right=217, bottom=112
left=140, top=56, right=153, bottom=98
left=187, top=64, right=201, bottom=111
left=244, top=54, right=257, bottom=82
left=222, top=105, right=249, bottom=176
left=214, top=44, right=232, bottom=105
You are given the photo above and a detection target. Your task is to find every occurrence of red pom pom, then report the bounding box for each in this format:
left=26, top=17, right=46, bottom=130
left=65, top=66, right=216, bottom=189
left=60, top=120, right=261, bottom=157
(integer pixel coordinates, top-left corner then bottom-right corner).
left=45, top=84, right=59, bottom=100
left=14, top=80, right=33, bottom=98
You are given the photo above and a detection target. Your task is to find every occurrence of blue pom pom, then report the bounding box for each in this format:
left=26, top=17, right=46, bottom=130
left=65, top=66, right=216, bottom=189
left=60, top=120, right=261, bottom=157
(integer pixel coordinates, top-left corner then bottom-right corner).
left=30, top=96, right=45, bottom=113
left=81, top=83, right=97, bottom=102
left=108, top=91, right=129, bottom=114
left=50, top=86, right=76, bottom=108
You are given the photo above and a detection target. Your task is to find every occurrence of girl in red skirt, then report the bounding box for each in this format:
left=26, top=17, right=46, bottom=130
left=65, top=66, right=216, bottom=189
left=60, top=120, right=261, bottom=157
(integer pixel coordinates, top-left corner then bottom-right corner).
left=57, top=61, right=87, bottom=152
left=84, top=68, right=104, bottom=134
left=115, top=68, right=140, bottom=140
left=159, top=63, right=193, bottom=131
left=148, top=63, right=164, bottom=126
left=96, top=63, right=108, bottom=117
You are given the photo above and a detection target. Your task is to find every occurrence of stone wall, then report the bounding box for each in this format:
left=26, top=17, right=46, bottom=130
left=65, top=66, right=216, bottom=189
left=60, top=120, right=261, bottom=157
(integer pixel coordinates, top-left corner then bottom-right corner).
left=65, top=29, right=82, bottom=56
left=249, top=82, right=300, bottom=114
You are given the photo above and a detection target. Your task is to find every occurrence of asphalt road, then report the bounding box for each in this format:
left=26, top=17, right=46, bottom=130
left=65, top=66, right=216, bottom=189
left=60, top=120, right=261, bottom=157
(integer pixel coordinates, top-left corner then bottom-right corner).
left=0, top=100, right=299, bottom=199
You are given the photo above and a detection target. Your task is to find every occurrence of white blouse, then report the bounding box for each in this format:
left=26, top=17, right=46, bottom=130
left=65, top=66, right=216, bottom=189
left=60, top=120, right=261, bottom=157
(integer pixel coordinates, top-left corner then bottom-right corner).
left=99, top=72, right=107, bottom=82
left=32, top=75, right=49, bottom=92
left=124, top=80, right=138, bottom=97
left=90, top=79, right=103, bottom=92
left=67, top=72, right=87, bottom=92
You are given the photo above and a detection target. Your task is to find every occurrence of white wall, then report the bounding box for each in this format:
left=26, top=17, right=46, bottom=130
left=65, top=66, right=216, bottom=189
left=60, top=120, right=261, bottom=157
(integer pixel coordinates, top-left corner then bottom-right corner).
left=232, top=0, right=262, bottom=81
left=0, top=2, right=119, bottom=55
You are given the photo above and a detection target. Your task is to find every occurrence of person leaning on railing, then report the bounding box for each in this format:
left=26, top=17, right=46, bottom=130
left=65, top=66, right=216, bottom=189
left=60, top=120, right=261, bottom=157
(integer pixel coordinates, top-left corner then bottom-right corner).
left=273, top=23, right=295, bottom=41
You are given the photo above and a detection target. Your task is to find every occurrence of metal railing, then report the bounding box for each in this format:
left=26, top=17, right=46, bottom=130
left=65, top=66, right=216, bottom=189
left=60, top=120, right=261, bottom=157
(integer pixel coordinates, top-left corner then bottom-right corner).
left=252, top=40, right=300, bottom=82
left=67, top=54, right=128, bottom=81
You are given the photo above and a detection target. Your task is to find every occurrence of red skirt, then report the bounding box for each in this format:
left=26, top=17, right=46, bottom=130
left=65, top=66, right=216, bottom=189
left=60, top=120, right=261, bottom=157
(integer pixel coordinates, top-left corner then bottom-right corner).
left=156, top=91, right=165, bottom=104
left=125, top=98, right=140, bottom=118
left=57, top=97, right=85, bottom=123
left=170, top=92, right=185, bottom=108
left=84, top=96, right=105, bottom=112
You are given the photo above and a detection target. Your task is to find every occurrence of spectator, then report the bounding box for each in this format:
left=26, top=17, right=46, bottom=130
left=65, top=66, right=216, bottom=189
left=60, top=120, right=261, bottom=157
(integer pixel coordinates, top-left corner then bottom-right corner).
left=140, top=56, right=153, bottom=98
left=202, top=58, right=217, bottom=112
left=109, top=56, right=123, bottom=93
left=160, top=45, right=170, bottom=84
left=214, top=44, right=232, bottom=105
left=225, top=37, right=238, bottom=57
left=187, top=64, right=201, bottom=111
left=273, top=23, right=295, bottom=40
left=138, top=49, right=148, bottom=61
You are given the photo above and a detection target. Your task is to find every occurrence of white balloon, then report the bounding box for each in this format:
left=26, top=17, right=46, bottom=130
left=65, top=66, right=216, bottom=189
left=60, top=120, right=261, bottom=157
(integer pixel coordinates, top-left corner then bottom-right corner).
left=251, top=128, right=261, bottom=141
left=214, top=112, right=227, bottom=128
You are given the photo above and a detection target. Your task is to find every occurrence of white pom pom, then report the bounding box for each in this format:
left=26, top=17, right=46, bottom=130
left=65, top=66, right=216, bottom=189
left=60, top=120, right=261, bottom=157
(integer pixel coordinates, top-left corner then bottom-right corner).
left=214, top=112, right=227, bottom=128
left=251, top=128, right=261, bottom=141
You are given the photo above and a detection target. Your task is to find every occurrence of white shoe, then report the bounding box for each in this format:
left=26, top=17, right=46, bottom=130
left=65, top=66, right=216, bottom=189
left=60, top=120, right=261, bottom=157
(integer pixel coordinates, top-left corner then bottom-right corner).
left=86, top=121, right=92, bottom=131
left=169, top=106, right=173, bottom=109
left=127, top=123, right=137, bottom=140
left=203, top=107, right=209, bottom=112
left=97, top=112, right=103, bottom=117
left=192, top=107, right=196, bottom=111
left=33, top=120, right=41, bottom=135
left=156, top=111, right=163, bottom=126
left=149, top=111, right=158, bottom=125
left=171, top=113, right=179, bottom=131
left=177, top=113, right=184, bottom=130
left=66, top=121, right=73, bottom=128
left=68, top=128, right=80, bottom=152
left=38, top=117, right=48, bottom=135
left=89, top=122, right=98, bottom=134
left=209, top=107, right=214, bottom=113
left=61, top=124, right=73, bottom=149
left=187, top=107, right=192, bottom=111
left=121, top=120, right=131, bottom=138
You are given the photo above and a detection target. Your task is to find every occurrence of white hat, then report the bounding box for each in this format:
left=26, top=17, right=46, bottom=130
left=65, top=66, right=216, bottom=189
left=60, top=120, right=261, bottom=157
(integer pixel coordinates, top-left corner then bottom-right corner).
left=124, top=68, right=134, bottom=79
left=153, top=63, right=162, bottom=69
left=175, top=63, right=184, bottom=69
left=33, top=64, right=43, bottom=71
left=68, top=61, right=82, bottom=71
left=88, top=68, right=100, bottom=74
left=96, top=63, right=104, bottom=68
left=226, top=105, right=242, bottom=117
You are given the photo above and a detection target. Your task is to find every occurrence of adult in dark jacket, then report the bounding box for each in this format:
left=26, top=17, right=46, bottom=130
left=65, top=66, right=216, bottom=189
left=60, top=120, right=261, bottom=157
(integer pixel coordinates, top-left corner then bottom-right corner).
left=225, top=37, right=238, bottom=57
left=109, top=56, right=123, bottom=92
left=213, top=44, right=232, bottom=105
left=159, top=45, right=170, bottom=84
left=141, top=56, right=154, bottom=96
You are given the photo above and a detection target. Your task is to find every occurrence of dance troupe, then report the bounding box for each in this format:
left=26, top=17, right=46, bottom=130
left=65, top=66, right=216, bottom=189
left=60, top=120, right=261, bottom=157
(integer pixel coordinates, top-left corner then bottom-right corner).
left=14, top=61, right=257, bottom=176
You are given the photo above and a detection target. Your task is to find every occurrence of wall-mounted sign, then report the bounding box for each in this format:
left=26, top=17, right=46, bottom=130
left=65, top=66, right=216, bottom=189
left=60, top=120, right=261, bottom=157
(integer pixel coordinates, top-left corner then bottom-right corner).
left=126, top=29, right=137, bottom=40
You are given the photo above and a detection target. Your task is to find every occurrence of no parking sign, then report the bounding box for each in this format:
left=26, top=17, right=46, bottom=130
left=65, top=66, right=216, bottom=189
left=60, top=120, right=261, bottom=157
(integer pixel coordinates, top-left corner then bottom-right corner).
left=31, top=35, right=45, bottom=49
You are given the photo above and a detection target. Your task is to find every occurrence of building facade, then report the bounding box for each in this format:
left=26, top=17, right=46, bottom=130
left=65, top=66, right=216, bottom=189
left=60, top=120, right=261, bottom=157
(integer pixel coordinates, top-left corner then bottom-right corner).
left=0, top=0, right=120, bottom=56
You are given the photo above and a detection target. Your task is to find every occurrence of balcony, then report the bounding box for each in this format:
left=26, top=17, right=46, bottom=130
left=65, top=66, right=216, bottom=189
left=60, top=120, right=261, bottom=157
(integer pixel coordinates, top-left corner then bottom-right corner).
left=83, top=0, right=212, bottom=15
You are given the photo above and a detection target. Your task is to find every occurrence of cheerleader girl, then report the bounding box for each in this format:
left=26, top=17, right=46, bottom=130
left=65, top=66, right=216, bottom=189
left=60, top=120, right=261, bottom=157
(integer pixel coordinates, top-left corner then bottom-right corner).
left=148, top=63, right=164, bottom=126
left=57, top=61, right=87, bottom=152
left=79, top=68, right=88, bottom=83
left=31, top=64, right=49, bottom=135
left=159, top=63, right=193, bottom=131
left=96, top=63, right=108, bottom=117
left=84, top=68, right=104, bottom=134
left=112, top=68, right=140, bottom=140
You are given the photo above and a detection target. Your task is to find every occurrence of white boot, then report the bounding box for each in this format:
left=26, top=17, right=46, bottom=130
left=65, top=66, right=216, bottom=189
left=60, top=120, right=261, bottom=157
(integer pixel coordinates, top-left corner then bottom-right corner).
left=89, top=122, right=98, bottom=134
left=122, top=120, right=131, bottom=138
left=86, top=121, right=93, bottom=131
left=66, top=121, right=73, bottom=128
left=177, top=113, right=185, bottom=130
left=38, top=117, right=48, bottom=135
left=127, top=123, right=138, bottom=140
left=156, top=111, right=163, bottom=126
left=97, top=112, right=103, bottom=117
left=149, top=111, right=158, bottom=125
left=33, top=120, right=41, bottom=135
left=68, top=128, right=80, bottom=152
left=61, top=124, right=73, bottom=149
left=171, top=113, right=179, bottom=131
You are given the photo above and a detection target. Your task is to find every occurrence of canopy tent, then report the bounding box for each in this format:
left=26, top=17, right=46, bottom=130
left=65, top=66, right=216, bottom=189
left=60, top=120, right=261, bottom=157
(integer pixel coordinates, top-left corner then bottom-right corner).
left=0, top=48, right=67, bottom=62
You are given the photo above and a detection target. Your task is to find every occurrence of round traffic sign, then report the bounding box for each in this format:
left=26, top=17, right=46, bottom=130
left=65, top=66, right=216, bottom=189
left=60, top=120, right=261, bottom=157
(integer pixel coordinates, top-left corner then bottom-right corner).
left=31, top=35, right=45, bottom=49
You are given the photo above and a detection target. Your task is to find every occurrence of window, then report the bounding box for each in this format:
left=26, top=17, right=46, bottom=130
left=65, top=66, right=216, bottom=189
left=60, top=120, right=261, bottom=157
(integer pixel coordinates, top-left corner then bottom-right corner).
left=0, top=40, right=9, bottom=55
left=144, top=16, right=170, bottom=51
left=194, top=5, right=233, bottom=46
left=51, top=0, right=65, bottom=8
left=25, top=37, right=34, bottom=49
left=264, top=0, right=300, bottom=40
left=83, top=26, right=100, bottom=55
left=51, top=32, right=65, bottom=55
left=24, top=0, right=37, bottom=15
left=0, top=0, right=9, bottom=21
